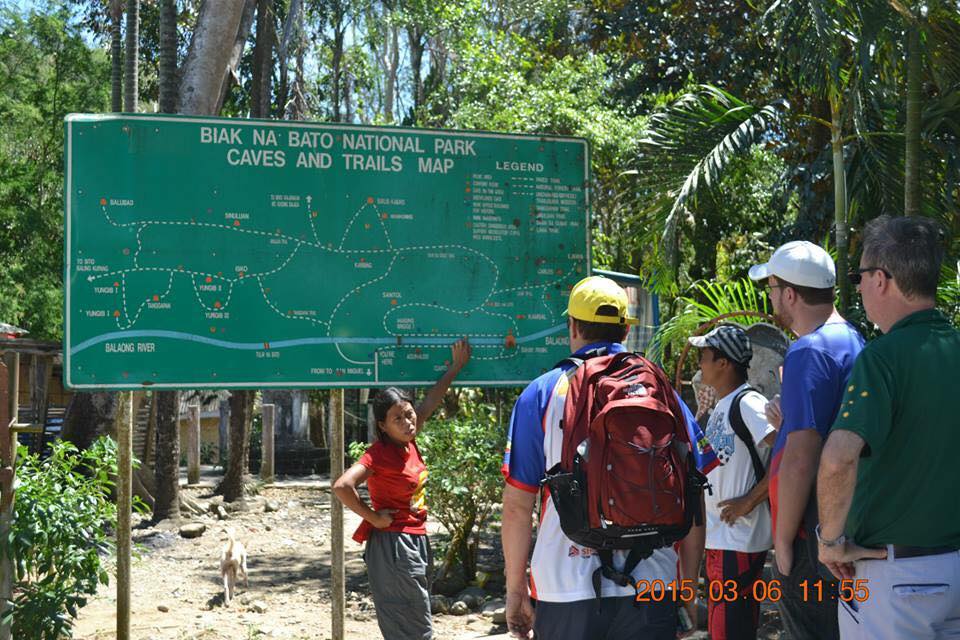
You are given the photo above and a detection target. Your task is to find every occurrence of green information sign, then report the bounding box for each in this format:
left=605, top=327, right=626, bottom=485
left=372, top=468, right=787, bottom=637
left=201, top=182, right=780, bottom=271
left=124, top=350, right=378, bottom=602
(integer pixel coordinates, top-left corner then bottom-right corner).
left=64, top=114, right=590, bottom=389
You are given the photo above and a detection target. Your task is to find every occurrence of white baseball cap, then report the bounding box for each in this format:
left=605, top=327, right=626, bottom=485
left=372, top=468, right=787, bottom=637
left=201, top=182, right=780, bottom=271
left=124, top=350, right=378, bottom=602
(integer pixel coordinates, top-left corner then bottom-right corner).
left=748, top=240, right=836, bottom=288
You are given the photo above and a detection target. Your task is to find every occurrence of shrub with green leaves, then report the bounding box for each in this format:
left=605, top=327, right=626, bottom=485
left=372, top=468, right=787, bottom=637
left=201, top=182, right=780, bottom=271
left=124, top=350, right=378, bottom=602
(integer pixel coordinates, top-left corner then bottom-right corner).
left=3, top=438, right=119, bottom=639
left=417, top=409, right=504, bottom=582
left=648, top=277, right=771, bottom=376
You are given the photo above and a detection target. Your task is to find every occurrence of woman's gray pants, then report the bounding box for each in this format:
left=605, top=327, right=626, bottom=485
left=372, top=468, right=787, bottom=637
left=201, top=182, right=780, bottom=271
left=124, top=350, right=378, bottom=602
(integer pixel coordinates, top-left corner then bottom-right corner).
left=365, top=530, right=433, bottom=640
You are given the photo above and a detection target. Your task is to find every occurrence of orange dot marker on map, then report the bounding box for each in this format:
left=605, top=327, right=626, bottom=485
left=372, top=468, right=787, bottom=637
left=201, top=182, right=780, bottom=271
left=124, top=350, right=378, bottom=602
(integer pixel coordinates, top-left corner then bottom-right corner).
left=367, top=197, right=374, bottom=204
left=505, top=332, right=517, bottom=349
left=113, top=281, right=120, bottom=287
left=364, top=223, right=371, bottom=229
left=113, top=310, right=120, bottom=317
left=391, top=299, right=398, bottom=306
left=100, top=198, right=107, bottom=206
left=381, top=213, right=388, bottom=220
left=214, top=301, right=221, bottom=309
left=152, top=295, right=159, bottom=302
left=312, top=211, right=318, bottom=218
left=263, top=342, right=270, bottom=349
left=233, top=220, right=240, bottom=226
left=205, top=276, right=212, bottom=283
left=210, top=326, right=216, bottom=333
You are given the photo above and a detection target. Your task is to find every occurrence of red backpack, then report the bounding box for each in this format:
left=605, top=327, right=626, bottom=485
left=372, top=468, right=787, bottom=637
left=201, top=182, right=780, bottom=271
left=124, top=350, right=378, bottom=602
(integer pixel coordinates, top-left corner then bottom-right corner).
left=543, top=349, right=707, bottom=600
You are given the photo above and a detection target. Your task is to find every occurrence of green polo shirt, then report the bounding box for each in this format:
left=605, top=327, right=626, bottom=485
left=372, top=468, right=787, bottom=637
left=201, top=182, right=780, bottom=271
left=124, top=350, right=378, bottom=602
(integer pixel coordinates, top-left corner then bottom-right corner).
left=832, top=308, right=960, bottom=548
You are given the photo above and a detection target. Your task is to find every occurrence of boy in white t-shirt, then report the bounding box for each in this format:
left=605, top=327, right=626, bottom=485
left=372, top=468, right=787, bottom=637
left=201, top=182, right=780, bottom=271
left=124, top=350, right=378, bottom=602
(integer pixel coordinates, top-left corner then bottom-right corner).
left=689, top=325, right=777, bottom=640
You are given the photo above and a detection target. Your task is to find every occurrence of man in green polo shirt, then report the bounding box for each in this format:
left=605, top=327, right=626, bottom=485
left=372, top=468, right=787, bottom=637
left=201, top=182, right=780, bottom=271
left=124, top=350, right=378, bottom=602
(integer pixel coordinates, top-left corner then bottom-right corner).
left=816, top=215, right=960, bottom=639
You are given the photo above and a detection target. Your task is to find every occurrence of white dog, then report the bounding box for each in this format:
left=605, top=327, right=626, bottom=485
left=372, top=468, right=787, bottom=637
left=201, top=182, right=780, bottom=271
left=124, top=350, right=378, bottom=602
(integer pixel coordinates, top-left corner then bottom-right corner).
left=219, top=528, right=248, bottom=605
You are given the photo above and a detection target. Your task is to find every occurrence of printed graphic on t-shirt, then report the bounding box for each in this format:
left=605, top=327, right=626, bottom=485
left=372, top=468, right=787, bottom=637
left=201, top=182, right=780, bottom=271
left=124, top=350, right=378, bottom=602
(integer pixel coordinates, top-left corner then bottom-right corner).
left=706, top=407, right=736, bottom=464
left=411, top=468, right=428, bottom=512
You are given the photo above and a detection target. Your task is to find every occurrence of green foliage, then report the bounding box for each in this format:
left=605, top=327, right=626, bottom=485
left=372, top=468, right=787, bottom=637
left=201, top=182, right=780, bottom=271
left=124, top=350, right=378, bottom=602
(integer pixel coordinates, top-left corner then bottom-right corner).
left=631, top=85, right=788, bottom=280
left=347, top=439, right=370, bottom=463
left=648, top=278, right=770, bottom=376
left=417, top=405, right=504, bottom=582
left=937, top=261, right=960, bottom=326
left=0, top=5, right=109, bottom=339
left=444, top=35, right=648, bottom=272
left=4, top=437, right=119, bottom=638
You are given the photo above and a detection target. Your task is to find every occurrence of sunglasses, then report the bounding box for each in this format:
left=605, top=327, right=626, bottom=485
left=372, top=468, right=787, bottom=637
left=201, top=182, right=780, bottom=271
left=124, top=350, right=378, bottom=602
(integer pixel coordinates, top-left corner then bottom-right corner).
left=847, top=267, right=893, bottom=285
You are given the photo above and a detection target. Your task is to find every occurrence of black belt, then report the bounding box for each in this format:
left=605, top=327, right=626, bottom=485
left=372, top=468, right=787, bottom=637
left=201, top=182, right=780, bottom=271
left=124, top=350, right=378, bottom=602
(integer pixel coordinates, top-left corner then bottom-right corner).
left=888, top=545, right=959, bottom=560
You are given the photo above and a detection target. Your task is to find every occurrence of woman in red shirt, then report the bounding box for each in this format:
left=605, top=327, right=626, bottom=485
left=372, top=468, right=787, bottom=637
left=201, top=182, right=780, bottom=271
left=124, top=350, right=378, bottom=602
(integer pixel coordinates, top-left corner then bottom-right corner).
left=333, top=339, right=470, bottom=639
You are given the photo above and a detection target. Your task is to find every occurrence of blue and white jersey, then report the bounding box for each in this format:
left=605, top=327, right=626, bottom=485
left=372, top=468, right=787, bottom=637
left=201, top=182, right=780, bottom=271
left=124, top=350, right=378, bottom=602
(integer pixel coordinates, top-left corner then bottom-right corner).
left=501, top=342, right=718, bottom=602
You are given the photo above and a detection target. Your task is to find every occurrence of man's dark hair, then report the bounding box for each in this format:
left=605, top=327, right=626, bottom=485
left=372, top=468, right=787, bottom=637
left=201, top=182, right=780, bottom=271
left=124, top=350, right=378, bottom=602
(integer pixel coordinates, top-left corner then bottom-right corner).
left=861, top=215, right=944, bottom=299
left=372, top=387, right=413, bottom=442
left=771, top=275, right=835, bottom=306
left=573, top=315, right=630, bottom=343
left=706, top=347, right=750, bottom=383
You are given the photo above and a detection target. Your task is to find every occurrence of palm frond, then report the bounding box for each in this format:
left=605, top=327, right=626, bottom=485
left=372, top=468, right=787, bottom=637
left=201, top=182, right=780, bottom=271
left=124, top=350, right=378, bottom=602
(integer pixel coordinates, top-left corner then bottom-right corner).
left=647, top=278, right=770, bottom=366
left=633, top=86, right=788, bottom=274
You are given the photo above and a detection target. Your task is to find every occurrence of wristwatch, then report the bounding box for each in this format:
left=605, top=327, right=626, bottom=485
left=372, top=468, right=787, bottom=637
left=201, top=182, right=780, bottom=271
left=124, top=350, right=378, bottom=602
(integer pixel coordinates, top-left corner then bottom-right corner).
left=815, top=524, right=846, bottom=547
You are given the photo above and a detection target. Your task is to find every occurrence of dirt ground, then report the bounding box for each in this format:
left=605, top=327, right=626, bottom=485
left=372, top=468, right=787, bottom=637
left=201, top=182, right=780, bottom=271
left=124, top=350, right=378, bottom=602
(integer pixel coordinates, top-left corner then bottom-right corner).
left=72, top=482, right=508, bottom=640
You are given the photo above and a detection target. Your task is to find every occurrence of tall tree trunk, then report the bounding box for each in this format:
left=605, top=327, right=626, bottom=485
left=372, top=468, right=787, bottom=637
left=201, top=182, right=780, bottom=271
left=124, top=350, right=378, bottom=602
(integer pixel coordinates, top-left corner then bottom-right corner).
left=904, top=23, right=922, bottom=217
left=178, top=1, right=248, bottom=115
left=424, top=36, right=449, bottom=122
left=216, top=0, right=258, bottom=113
left=830, top=96, right=850, bottom=313
left=158, top=0, right=177, bottom=113
left=123, top=0, right=139, bottom=112
left=277, top=0, right=302, bottom=118
left=218, top=390, right=254, bottom=502
left=344, top=69, right=354, bottom=123
left=407, top=25, right=425, bottom=113
left=153, top=0, right=179, bottom=520
left=383, top=22, right=399, bottom=123
left=331, top=0, right=346, bottom=122
left=152, top=391, right=181, bottom=522
left=250, top=0, right=275, bottom=118
left=287, top=4, right=306, bottom=120
left=61, top=392, right=121, bottom=451
left=110, top=0, right=122, bottom=112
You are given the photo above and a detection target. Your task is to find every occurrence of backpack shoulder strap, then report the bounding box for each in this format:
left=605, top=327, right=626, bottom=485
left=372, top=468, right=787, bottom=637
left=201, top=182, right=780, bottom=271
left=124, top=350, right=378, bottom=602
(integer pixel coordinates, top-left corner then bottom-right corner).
left=729, top=387, right=766, bottom=484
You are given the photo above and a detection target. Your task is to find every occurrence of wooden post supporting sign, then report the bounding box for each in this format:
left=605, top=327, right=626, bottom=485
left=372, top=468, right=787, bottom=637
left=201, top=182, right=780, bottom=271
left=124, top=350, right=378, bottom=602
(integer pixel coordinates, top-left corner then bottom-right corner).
left=330, top=388, right=345, bottom=640
left=117, top=392, right=133, bottom=640
left=0, top=352, right=19, bottom=640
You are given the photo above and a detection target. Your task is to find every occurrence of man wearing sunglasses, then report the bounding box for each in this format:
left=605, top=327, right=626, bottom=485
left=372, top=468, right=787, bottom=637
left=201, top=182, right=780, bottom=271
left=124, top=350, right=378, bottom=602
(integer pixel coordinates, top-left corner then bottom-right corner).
left=818, top=215, right=959, bottom=639
left=749, top=240, right=866, bottom=640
